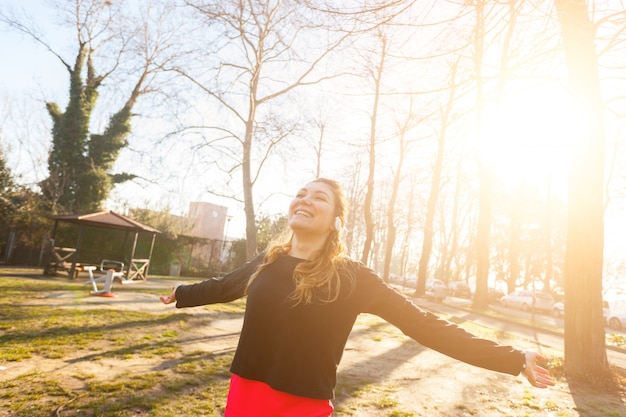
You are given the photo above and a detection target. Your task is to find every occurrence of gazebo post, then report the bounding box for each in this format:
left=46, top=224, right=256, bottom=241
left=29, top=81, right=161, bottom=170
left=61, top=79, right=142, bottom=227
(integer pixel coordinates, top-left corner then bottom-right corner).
left=127, top=231, right=139, bottom=280
left=147, top=233, right=156, bottom=276
left=51, top=219, right=58, bottom=244
left=120, top=230, right=129, bottom=261
left=70, top=224, right=85, bottom=280
left=44, top=220, right=59, bottom=275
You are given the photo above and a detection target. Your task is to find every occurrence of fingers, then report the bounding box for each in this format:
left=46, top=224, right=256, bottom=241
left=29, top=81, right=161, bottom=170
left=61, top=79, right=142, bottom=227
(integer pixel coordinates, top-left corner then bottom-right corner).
left=535, top=366, right=555, bottom=386
left=531, top=368, right=555, bottom=388
left=160, top=284, right=181, bottom=305
left=159, top=295, right=173, bottom=304
left=523, top=351, right=555, bottom=388
left=536, top=365, right=550, bottom=375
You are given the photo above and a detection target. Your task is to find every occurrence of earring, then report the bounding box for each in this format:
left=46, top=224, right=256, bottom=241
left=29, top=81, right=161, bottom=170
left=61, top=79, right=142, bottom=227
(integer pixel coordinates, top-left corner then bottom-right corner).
left=334, top=217, right=342, bottom=231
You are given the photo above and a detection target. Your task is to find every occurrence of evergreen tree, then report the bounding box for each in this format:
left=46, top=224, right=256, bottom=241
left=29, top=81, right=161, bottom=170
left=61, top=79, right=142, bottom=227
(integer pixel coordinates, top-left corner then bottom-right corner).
left=40, top=44, right=136, bottom=214
left=30, top=1, right=175, bottom=215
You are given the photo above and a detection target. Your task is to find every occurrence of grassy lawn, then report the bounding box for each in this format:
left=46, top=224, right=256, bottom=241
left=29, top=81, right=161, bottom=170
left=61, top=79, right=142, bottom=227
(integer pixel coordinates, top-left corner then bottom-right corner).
left=0, top=276, right=241, bottom=416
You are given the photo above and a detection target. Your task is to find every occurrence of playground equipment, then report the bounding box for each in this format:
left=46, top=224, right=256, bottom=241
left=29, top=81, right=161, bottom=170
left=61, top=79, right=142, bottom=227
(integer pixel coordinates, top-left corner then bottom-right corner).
left=85, top=260, right=136, bottom=297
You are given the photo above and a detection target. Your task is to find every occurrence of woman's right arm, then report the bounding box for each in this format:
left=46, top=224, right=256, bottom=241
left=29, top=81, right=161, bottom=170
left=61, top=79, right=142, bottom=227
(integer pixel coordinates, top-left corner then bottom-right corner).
left=162, top=252, right=265, bottom=308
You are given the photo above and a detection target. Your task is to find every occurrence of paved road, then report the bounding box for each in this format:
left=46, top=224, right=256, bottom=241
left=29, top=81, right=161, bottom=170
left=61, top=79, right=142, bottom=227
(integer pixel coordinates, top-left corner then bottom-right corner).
left=411, top=296, right=626, bottom=370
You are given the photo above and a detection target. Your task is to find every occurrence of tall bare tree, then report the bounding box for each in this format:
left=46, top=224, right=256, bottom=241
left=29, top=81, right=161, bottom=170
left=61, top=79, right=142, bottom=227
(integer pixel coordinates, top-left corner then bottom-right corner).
left=474, top=0, right=522, bottom=308
left=415, top=60, right=461, bottom=296
left=360, top=30, right=387, bottom=265
left=381, top=102, right=413, bottom=282
left=471, top=0, right=495, bottom=309
left=180, top=0, right=352, bottom=259
left=554, top=0, right=609, bottom=381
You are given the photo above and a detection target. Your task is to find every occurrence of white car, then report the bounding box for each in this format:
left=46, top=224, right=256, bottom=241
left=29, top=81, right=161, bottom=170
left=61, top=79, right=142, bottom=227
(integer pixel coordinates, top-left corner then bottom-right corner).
left=607, top=311, right=626, bottom=331
left=500, top=290, right=555, bottom=312
left=425, top=279, right=447, bottom=302
left=553, top=300, right=610, bottom=319
left=552, top=301, right=564, bottom=318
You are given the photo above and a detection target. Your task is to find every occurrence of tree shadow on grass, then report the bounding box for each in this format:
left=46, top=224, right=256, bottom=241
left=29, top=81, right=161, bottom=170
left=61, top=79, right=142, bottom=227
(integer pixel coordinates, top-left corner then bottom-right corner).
left=564, top=370, right=626, bottom=417
left=333, top=324, right=428, bottom=411
left=70, top=352, right=234, bottom=417
left=0, top=304, right=245, bottom=366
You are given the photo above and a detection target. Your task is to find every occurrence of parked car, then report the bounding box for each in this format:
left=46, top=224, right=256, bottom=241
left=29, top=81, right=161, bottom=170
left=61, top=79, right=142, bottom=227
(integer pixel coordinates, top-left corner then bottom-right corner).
left=553, top=300, right=610, bottom=319
left=500, top=290, right=555, bottom=312
left=606, top=310, right=626, bottom=331
left=448, top=282, right=472, bottom=299
left=487, top=287, right=505, bottom=305
left=425, top=279, right=447, bottom=302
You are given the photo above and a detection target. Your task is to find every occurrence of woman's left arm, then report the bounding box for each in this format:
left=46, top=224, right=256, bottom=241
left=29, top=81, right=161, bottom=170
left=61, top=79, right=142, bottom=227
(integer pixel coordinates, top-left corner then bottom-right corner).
left=522, top=350, right=555, bottom=388
left=356, top=267, right=554, bottom=385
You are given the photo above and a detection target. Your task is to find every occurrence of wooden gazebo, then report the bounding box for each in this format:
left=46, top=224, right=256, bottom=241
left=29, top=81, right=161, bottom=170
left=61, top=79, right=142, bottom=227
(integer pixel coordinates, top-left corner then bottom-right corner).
left=44, top=211, right=161, bottom=281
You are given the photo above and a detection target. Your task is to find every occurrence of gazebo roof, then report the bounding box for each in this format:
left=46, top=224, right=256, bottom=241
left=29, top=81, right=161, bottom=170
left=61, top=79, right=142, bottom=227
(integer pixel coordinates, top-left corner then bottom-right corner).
left=50, top=211, right=161, bottom=234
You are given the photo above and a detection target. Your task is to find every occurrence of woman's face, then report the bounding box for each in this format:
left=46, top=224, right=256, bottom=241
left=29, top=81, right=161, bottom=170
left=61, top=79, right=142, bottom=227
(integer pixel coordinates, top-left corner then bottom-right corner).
left=288, top=181, right=337, bottom=236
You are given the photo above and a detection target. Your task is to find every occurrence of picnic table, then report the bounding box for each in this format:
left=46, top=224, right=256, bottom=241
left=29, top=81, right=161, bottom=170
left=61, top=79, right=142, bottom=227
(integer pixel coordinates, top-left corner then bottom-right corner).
left=44, top=246, right=81, bottom=279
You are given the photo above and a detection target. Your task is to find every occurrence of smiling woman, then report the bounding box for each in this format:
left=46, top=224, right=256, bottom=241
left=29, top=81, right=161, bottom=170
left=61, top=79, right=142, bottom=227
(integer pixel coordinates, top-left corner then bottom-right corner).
left=481, top=83, right=577, bottom=202
left=160, top=178, right=554, bottom=417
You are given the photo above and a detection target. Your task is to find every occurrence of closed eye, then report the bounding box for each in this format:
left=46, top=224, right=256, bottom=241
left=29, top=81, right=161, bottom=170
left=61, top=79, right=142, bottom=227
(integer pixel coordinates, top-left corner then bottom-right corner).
left=294, top=188, right=331, bottom=202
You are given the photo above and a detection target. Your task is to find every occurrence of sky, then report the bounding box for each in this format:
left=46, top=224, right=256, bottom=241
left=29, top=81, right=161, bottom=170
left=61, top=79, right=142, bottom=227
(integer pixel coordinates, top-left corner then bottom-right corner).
left=2, top=1, right=626, bottom=306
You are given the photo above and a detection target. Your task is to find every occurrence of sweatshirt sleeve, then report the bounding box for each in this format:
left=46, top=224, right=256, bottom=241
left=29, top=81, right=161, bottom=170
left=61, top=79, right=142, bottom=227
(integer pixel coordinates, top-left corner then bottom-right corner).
left=175, top=252, right=265, bottom=308
left=356, top=266, right=526, bottom=376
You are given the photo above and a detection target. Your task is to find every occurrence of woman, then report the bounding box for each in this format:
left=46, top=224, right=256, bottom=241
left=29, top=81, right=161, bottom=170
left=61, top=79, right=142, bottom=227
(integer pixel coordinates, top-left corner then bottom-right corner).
left=160, top=178, right=554, bottom=416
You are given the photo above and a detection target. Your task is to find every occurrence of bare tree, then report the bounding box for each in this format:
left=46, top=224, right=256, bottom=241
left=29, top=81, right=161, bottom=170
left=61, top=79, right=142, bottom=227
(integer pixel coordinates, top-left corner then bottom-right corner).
left=313, top=119, right=326, bottom=180
left=178, top=0, right=353, bottom=259
left=415, top=60, right=462, bottom=296
left=471, top=0, right=497, bottom=311
left=359, top=30, right=387, bottom=265
left=439, top=158, right=474, bottom=284
left=381, top=101, right=414, bottom=282
left=555, top=0, right=610, bottom=381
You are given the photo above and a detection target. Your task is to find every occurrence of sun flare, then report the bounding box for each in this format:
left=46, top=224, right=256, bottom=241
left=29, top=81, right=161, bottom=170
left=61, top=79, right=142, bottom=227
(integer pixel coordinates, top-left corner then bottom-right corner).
left=481, top=84, right=576, bottom=201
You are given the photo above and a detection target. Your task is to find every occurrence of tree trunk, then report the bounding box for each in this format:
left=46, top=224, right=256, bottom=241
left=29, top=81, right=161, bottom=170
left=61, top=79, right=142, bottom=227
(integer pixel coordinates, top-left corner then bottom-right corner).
left=472, top=0, right=492, bottom=309
left=416, top=100, right=448, bottom=296
left=243, top=102, right=258, bottom=259
left=360, top=36, right=386, bottom=266
left=507, top=195, right=522, bottom=294
left=382, top=120, right=408, bottom=282
left=554, top=0, right=609, bottom=381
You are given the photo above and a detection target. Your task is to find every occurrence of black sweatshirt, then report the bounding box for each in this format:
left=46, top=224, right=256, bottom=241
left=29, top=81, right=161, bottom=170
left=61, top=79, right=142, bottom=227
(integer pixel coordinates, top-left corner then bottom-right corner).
left=175, top=253, right=526, bottom=400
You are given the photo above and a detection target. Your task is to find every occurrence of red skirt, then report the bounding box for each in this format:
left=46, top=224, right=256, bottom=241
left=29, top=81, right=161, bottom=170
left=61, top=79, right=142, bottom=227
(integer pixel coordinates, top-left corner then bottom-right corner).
left=225, top=374, right=334, bottom=417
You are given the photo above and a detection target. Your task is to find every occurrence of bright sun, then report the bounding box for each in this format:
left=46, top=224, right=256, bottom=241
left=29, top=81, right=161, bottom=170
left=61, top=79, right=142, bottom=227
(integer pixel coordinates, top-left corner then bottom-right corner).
left=481, top=84, right=576, bottom=202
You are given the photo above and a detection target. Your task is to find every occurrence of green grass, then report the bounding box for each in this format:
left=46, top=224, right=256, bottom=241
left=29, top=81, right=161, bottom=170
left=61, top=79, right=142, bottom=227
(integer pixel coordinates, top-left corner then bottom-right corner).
left=0, top=276, right=237, bottom=416
left=0, top=303, right=188, bottom=361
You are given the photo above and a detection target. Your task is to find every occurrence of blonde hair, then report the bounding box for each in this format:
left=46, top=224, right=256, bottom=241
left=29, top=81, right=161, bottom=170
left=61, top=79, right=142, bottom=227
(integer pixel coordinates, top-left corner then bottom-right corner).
left=246, top=178, right=354, bottom=305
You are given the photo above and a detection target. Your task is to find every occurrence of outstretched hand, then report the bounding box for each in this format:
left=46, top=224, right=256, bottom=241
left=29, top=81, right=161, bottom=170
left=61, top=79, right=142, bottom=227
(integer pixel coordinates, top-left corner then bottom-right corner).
left=159, top=284, right=180, bottom=305
left=523, top=350, right=555, bottom=388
